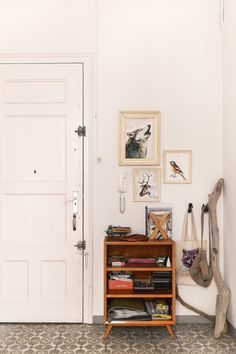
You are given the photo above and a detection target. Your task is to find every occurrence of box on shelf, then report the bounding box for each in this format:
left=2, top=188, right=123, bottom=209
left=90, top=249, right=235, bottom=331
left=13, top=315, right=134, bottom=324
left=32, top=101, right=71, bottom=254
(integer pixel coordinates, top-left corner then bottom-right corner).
left=108, top=279, right=133, bottom=290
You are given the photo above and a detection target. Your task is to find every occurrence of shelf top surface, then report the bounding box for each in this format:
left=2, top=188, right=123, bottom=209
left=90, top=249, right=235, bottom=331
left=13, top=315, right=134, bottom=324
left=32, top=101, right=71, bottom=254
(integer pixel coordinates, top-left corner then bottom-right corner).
left=104, top=236, right=175, bottom=245
left=107, top=266, right=173, bottom=271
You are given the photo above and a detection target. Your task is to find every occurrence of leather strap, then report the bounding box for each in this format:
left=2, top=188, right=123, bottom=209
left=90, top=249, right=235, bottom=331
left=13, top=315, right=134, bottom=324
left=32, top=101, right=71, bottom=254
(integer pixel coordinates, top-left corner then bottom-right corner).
left=201, top=204, right=212, bottom=266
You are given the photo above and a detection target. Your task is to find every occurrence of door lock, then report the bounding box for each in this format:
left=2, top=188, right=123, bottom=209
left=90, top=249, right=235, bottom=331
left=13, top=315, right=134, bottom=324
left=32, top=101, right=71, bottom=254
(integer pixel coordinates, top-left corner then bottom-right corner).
left=74, top=240, right=86, bottom=251
left=72, top=191, right=78, bottom=231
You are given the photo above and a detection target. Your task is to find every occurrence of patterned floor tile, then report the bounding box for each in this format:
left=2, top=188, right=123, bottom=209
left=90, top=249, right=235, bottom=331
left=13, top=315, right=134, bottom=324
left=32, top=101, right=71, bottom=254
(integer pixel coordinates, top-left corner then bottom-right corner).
left=3, top=344, right=31, bottom=354
left=29, top=348, right=56, bottom=354
left=54, top=343, right=82, bottom=353
left=129, top=348, right=158, bottom=354
left=104, top=348, right=131, bottom=354
left=80, top=341, right=107, bottom=353
left=0, top=323, right=234, bottom=353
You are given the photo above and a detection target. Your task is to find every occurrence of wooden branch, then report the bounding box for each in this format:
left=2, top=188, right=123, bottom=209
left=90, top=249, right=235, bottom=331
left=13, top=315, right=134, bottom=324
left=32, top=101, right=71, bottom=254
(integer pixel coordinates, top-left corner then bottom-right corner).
left=176, top=287, right=215, bottom=322
left=208, top=178, right=231, bottom=338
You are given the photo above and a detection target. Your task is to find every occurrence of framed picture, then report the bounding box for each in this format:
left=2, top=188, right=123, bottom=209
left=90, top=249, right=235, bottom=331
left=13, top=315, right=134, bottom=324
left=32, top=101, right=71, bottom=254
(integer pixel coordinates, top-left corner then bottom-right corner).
left=119, top=111, right=160, bottom=166
left=133, top=168, right=161, bottom=202
left=145, top=206, right=173, bottom=239
left=163, top=150, right=192, bottom=184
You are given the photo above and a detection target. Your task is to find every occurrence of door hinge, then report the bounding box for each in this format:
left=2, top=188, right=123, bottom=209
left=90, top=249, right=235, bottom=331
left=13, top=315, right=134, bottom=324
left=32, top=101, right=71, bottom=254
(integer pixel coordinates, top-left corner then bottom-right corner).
left=74, top=240, right=86, bottom=251
left=75, top=126, right=86, bottom=137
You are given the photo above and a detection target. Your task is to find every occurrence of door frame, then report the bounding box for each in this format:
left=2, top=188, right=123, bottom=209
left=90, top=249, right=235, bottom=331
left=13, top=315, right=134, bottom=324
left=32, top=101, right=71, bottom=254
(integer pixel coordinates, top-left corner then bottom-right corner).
left=0, top=53, right=94, bottom=324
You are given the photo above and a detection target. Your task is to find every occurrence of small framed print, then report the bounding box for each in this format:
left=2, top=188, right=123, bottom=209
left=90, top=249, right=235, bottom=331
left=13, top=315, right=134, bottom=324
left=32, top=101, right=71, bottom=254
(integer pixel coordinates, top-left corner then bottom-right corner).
left=133, top=167, right=161, bottom=202
left=119, top=111, right=160, bottom=166
left=163, top=150, right=192, bottom=184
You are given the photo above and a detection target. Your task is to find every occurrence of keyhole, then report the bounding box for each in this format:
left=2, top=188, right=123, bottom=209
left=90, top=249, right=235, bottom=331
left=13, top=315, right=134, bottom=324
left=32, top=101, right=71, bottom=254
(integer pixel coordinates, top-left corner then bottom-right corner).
left=34, top=170, right=37, bottom=174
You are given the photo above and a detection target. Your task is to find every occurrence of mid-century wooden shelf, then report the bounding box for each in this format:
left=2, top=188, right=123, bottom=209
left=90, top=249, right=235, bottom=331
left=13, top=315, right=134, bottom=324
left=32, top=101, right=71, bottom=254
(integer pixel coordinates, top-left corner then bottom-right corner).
left=103, top=236, right=176, bottom=339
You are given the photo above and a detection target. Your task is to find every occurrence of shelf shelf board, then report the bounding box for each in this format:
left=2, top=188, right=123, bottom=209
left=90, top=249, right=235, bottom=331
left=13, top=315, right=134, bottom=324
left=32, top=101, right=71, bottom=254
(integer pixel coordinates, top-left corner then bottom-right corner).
left=106, top=289, right=172, bottom=298
left=105, top=237, right=174, bottom=246
left=107, top=266, right=173, bottom=271
left=104, top=320, right=175, bottom=326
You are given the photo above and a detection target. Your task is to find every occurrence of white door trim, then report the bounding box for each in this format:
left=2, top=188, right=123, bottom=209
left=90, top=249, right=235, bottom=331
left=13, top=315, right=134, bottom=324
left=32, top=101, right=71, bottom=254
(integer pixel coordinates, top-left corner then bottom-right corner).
left=0, top=53, right=94, bottom=324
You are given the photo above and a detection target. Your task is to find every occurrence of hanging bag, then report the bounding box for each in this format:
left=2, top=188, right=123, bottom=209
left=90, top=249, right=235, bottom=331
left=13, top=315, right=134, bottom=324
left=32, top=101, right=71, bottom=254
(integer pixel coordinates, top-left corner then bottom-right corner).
left=190, top=205, right=213, bottom=287
left=176, top=205, right=206, bottom=285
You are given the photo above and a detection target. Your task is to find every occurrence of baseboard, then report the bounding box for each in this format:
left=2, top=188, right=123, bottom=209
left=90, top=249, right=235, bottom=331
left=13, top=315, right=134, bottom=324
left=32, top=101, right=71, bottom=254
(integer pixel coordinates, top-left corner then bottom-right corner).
left=228, top=321, right=236, bottom=340
left=176, top=315, right=211, bottom=324
left=93, top=315, right=211, bottom=324
left=93, top=316, right=103, bottom=324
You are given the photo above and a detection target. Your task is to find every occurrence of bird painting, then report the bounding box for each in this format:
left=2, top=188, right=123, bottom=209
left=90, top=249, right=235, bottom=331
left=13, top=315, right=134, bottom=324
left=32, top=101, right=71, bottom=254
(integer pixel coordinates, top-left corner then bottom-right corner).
left=169, top=160, right=186, bottom=180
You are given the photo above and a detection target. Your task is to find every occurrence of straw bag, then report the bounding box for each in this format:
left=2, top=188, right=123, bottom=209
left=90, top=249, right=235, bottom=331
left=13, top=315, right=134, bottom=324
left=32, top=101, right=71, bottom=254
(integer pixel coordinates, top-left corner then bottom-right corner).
left=176, top=207, right=206, bottom=285
left=190, top=206, right=213, bottom=287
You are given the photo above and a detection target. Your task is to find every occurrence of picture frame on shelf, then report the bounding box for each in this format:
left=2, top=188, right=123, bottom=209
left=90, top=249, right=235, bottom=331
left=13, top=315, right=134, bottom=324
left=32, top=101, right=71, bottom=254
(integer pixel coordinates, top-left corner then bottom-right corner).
left=119, top=111, right=161, bottom=166
left=133, top=167, right=161, bottom=202
left=145, top=205, right=173, bottom=239
left=163, top=150, right=192, bottom=184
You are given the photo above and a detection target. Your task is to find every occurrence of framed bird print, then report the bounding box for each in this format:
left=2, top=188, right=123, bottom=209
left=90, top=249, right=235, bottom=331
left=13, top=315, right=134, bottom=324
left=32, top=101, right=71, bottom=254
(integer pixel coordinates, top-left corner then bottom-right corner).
left=163, top=150, right=192, bottom=184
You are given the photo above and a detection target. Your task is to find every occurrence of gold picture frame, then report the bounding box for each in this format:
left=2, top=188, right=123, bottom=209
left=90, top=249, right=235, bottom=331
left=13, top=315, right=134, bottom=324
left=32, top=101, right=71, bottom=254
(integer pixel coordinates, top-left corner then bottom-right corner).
left=119, top=111, right=161, bottom=166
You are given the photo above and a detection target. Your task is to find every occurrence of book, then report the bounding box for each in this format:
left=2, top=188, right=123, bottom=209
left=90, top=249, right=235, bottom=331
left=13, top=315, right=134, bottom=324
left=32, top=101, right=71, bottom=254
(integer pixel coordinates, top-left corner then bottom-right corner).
left=112, top=261, right=125, bottom=267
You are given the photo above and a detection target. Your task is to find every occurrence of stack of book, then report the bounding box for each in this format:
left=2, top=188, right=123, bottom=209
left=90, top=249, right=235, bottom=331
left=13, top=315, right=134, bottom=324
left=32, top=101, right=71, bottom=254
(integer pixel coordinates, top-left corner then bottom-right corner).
left=107, top=256, right=127, bottom=267
left=152, top=271, right=172, bottom=290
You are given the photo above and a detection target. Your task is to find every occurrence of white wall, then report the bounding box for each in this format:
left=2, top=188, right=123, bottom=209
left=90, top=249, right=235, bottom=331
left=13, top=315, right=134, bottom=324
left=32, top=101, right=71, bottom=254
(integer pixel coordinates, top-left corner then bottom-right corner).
left=94, top=0, right=223, bottom=317
left=223, top=0, right=236, bottom=329
left=0, top=0, right=224, bottom=320
left=0, top=0, right=96, bottom=53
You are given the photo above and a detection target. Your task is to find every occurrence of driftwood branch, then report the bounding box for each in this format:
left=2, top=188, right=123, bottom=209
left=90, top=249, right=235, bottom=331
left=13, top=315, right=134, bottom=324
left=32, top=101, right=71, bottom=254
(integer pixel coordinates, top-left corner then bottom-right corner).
left=208, top=178, right=231, bottom=338
left=176, top=286, right=215, bottom=322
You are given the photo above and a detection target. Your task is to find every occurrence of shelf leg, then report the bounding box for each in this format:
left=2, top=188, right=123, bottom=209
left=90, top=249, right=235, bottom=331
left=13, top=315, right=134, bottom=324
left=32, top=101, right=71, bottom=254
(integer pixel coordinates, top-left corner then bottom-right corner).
left=166, top=325, right=175, bottom=338
left=103, top=324, right=113, bottom=339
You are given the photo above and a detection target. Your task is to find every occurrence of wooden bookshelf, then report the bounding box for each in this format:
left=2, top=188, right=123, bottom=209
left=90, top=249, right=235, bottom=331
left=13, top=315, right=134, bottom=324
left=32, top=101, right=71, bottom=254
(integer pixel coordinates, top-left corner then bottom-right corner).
left=104, top=236, right=176, bottom=339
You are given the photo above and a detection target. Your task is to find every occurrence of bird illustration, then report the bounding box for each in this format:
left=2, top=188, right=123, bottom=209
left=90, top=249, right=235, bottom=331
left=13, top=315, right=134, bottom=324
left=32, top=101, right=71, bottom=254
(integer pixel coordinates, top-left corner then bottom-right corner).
left=169, top=161, right=186, bottom=180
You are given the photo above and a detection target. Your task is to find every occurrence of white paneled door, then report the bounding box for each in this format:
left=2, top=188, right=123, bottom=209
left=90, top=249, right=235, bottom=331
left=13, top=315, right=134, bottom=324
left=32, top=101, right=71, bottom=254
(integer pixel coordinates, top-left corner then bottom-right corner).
left=0, top=63, right=84, bottom=322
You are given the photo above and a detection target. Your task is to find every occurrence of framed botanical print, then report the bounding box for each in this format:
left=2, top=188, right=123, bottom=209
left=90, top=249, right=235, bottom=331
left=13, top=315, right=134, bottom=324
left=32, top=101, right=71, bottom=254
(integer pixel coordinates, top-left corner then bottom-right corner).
left=133, top=167, right=161, bottom=202
left=163, top=150, right=192, bottom=184
left=119, top=111, right=160, bottom=165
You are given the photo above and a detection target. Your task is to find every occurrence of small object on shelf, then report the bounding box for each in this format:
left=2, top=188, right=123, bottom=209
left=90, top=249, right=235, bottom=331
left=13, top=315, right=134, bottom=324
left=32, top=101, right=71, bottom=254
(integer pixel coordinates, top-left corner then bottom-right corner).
left=144, top=299, right=171, bottom=319
left=105, top=225, right=132, bottom=237
left=109, top=271, right=132, bottom=280
left=107, top=255, right=127, bottom=265
left=111, top=261, right=125, bottom=267
left=149, top=213, right=170, bottom=240
left=152, top=271, right=172, bottom=290
left=109, top=279, right=133, bottom=290
left=133, top=279, right=154, bottom=291
left=166, top=257, right=171, bottom=267
left=128, top=258, right=156, bottom=264
left=145, top=206, right=173, bottom=239
left=119, top=234, right=148, bottom=242
left=107, top=299, right=151, bottom=322
left=155, top=256, right=167, bottom=266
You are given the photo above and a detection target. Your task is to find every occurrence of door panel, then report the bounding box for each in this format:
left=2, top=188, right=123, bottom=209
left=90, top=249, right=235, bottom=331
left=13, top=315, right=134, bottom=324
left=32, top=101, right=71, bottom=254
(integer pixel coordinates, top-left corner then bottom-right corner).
left=3, top=115, right=66, bottom=181
left=0, top=63, right=83, bottom=322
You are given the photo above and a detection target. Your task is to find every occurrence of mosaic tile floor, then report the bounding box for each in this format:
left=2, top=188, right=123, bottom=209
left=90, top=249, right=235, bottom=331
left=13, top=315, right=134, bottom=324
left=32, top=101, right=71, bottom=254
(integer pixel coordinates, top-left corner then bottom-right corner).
left=0, top=323, right=235, bottom=354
